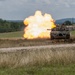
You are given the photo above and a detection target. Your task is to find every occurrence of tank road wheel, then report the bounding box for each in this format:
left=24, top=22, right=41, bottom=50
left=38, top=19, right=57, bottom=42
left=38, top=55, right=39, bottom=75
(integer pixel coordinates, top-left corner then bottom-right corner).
left=66, top=34, right=70, bottom=39
left=51, top=35, right=54, bottom=40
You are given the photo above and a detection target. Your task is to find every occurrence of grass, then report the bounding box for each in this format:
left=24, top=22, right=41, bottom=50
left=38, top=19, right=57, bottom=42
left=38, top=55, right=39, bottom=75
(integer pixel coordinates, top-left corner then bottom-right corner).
left=0, top=47, right=75, bottom=67
left=0, top=64, right=75, bottom=75
left=71, top=30, right=75, bottom=38
left=0, top=31, right=75, bottom=74
left=71, top=30, right=75, bottom=35
left=0, top=30, right=75, bottom=39
left=0, top=31, right=24, bottom=38
left=0, top=47, right=75, bottom=75
left=0, top=30, right=75, bottom=48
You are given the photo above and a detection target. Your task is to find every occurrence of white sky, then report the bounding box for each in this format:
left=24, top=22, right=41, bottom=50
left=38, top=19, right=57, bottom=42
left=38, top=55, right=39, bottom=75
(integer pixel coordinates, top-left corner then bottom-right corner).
left=0, top=0, right=75, bottom=20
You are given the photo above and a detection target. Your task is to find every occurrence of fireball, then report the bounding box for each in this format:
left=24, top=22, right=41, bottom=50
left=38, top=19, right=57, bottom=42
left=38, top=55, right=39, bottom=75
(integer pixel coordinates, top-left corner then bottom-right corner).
left=23, top=10, right=56, bottom=39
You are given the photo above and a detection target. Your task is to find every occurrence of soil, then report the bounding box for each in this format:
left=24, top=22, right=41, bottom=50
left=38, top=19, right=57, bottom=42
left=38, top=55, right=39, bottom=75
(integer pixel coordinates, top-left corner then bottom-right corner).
left=0, top=37, right=75, bottom=48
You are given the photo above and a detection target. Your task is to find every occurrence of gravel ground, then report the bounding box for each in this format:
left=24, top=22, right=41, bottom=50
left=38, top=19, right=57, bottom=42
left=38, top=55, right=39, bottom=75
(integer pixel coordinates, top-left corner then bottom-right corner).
left=0, top=43, right=75, bottom=52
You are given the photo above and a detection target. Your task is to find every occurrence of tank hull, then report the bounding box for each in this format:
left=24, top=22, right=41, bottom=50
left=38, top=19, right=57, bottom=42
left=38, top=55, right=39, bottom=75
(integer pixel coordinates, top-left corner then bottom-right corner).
left=50, top=25, right=70, bottom=40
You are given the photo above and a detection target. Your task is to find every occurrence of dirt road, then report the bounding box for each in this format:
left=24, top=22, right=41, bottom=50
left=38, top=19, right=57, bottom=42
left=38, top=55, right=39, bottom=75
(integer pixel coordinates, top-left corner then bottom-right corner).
left=0, top=43, right=75, bottom=52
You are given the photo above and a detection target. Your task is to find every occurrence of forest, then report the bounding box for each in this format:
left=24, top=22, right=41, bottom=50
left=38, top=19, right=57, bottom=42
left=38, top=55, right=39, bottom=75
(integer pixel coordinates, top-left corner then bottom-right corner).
left=0, top=19, right=24, bottom=33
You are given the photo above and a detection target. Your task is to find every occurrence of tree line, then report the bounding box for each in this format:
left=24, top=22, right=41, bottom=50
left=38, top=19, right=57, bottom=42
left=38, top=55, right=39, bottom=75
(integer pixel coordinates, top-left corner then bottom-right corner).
left=0, top=19, right=24, bottom=33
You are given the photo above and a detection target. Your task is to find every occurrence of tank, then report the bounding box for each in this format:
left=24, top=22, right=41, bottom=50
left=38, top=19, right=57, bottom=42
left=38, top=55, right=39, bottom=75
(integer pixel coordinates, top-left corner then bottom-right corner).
left=50, top=25, right=70, bottom=40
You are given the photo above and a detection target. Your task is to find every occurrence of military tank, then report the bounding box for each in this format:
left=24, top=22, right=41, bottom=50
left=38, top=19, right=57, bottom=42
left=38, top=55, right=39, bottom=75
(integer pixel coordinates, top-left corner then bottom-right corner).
left=50, top=25, right=70, bottom=40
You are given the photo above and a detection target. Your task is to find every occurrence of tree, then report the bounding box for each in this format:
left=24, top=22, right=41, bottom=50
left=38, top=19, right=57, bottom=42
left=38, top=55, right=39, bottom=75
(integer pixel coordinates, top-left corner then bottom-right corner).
left=63, top=21, right=72, bottom=25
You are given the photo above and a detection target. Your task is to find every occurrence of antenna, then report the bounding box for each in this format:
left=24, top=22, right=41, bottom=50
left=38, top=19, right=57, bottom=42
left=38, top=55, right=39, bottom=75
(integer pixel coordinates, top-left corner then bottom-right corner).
left=72, top=18, right=73, bottom=25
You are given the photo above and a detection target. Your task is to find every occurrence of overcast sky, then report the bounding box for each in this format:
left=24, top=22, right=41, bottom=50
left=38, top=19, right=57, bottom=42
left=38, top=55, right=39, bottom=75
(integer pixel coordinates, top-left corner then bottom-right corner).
left=0, top=0, right=75, bottom=20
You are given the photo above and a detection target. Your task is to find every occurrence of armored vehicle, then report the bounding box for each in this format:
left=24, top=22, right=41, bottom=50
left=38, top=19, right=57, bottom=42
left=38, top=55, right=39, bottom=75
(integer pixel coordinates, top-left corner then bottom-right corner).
left=50, top=25, right=70, bottom=40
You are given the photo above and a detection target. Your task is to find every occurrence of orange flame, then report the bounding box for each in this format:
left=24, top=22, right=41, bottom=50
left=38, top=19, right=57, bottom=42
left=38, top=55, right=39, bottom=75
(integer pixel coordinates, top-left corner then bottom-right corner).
left=23, top=10, right=56, bottom=39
